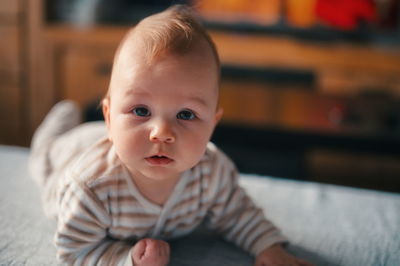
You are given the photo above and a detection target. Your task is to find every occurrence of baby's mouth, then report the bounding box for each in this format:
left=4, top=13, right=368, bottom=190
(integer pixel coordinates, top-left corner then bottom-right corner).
left=145, top=155, right=173, bottom=165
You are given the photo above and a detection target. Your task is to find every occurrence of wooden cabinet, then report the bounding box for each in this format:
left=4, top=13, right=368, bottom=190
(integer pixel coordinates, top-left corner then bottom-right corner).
left=213, top=32, right=400, bottom=98
left=40, top=26, right=126, bottom=109
left=0, top=0, right=20, bottom=14
left=0, top=0, right=27, bottom=145
left=19, top=1, right=399, bottom=141
left=3, top=0, right=400, bottom=190
left=60, top=47, right=114, bottom=106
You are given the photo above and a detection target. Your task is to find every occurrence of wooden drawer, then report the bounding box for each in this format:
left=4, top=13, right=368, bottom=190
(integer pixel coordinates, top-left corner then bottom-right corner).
left=219, top=81, right=343, bottom=132
left=0, top=25, right=20, bottom=73
left=60, top=47, right=115, bottom=107
left=220, top=81, right=277, bottom=125
left=318, top=68, right=400, bottom=97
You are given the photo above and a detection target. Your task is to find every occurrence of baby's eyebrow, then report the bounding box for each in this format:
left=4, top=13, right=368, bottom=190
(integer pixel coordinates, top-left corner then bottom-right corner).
left=123, top=87, right=149, bottom=97
left=123, top=87, right=210, bottom=109
left=187, top=96, right=208, bottom=108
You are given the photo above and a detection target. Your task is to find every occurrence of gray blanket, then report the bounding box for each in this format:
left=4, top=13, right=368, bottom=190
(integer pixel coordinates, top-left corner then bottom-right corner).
left=1, top=145, right=399, bottom=266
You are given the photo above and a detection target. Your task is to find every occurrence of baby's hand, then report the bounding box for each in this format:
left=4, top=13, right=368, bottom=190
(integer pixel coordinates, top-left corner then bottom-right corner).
left=131, top=238, right=170, bottom=266
left=255, top=244, right=313, bottom=266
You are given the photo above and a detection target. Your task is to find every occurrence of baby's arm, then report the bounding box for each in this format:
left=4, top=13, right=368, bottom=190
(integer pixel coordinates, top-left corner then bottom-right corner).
left=255, top=244, right=313, bottom=266
left=206, top=159, right=287, bottom=255
left=56, top=179, right=134, bottom=265
left=206, top=151, right=311, bottom=265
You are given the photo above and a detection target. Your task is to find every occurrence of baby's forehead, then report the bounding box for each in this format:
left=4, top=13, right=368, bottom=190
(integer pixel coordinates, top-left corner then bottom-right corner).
left=116, top=32, right=217, bottom=69
left=110, top=54, right=219, bottom=106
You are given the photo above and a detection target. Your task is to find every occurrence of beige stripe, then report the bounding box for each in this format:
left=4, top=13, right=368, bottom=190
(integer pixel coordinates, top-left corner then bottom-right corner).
left=109, top=225, right=153, bottom=235
left=211, top=206, right=243, bottom=232
left=58, top=181, right=72, bottom=205
left=108, top=195, right=137, bottom=204
left=60, top=187, right=108, bottom=228
left=212, top=181, right=231, bottom=204
left=90, top=176, right=128, bottom=193
left=80, top=240, right=112, bottom=265
left=165, top=207, right=199, bottom=229
left=116, top=212, right=157, bottom=220
left=66, top=215, right=104, bottom=235
left=209, top=187, right=242, bottom=217
left=238, top=217, right=268, bottom=248
left=57, top=252, right=73, bottom=263
left=56, top=232, right=92, bottom=248
left=81, top=242, right=106, bottom=265
left=170, top=181, right=219, bottom=215
left=174, top=196, right=211, bottom=219
left=247, top=226, right=277, bottom=252
left=61, top=222, right=101, bottom=241
left=229, top=209, right=263, bottom=243
left=100, top=242, right=120, bottom=264
left=78, top=186, right=110, bottom=224
left=78, top=198, right=105, bottom=225
left=169, top=194, right=199, bottom=213
left=184, top=178, right=201, bottom=192
left=109, top=243, right=131, bottom=265
left=165, top=215, right=203, bottom=236
left=72, top=150, right=108, bottom=183
left=245, top=220, right=274, bottom=246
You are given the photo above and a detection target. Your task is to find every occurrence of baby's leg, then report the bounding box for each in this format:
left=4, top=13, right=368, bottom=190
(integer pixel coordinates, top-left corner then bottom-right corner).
left=29, top=101, right=107, bottom=217
left=29, top=100, right=81, bottom=187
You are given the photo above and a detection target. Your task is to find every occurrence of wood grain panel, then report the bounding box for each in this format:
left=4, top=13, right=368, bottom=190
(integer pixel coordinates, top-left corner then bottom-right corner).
left=0, top=25, right=20, bottom=72
left=0, top=0, right=20, bottom=14
left=0, top=72, right=22, bottom=145
left=60, top=47, right=114, bottom=107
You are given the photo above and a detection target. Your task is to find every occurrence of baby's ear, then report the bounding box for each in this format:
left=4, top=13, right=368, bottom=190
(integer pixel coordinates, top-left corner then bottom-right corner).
left=102, top=98, right=113, bottom=141
left=215, top=107, right=223, bottom=124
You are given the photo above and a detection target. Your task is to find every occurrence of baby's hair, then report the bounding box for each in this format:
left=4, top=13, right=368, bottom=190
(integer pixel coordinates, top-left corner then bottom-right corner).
left=104, top=4, right=220, bottom=101
left=131, top=4, right=219, bottom=66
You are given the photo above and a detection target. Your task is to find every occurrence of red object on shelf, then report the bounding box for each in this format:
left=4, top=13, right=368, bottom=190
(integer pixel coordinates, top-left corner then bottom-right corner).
left=315, top=0, right=377, bottom=30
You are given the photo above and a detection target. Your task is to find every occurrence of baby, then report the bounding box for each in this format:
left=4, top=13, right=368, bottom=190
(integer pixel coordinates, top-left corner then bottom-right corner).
left=29, top=5, right=312, bottom=266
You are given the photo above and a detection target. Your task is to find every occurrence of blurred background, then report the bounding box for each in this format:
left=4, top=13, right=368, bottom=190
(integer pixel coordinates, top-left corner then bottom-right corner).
left=1, top=0, right=400, bottom=192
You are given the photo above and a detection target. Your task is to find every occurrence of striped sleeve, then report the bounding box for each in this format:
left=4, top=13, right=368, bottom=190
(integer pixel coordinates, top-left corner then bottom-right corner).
left=205, top=151, right=288, bottom=256
left=55, top=177, right=133, bottom=266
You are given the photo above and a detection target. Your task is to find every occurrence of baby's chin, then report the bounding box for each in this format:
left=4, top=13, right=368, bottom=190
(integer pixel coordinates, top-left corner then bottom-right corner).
left=136, top=165, right=186, bottom=181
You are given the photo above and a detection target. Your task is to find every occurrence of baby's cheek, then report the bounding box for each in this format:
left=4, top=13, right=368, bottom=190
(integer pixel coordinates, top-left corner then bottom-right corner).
left=115, top=130, right=147, bottom=157
left=183, top=135, right=209, bottom=164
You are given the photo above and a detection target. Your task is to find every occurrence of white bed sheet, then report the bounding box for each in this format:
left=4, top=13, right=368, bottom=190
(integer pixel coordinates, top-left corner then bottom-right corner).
left=0, top=145, right=399, bottom=266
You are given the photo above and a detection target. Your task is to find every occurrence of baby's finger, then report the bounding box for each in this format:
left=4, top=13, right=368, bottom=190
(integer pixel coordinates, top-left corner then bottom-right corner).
left=161, top=241, right=170, bottom=257
left=165, top=242, right=170, bottom=257
left=157, top=240, right=167, bottom=257
left=132, top=240, right=147, bottom=261
left=297, top=258, right=314, bottom=266
left=145, top=239, right=159, bottom=256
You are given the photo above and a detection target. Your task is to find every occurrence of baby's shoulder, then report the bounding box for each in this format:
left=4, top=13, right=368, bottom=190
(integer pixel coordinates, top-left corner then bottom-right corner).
left=194, top=142, right=237, bottom=183
left=201, top=142, right=236, bottom=170
left=66, top=138, right=124, bottom=187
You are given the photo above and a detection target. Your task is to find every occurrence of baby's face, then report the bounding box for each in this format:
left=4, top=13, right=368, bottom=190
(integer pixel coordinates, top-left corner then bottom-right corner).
left=103, top=46, right=222, bottom=182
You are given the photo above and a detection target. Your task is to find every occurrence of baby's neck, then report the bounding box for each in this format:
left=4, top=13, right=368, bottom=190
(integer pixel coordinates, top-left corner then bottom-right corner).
left=130, top=172, right=181, bottom=206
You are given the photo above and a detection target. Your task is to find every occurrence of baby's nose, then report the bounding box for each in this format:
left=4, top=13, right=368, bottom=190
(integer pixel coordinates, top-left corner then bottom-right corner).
left=149, top=120, right=176, bottom=144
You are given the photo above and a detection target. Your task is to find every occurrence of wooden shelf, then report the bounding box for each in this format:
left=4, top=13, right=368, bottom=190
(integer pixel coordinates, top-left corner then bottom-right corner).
left=4, top=0, right=400, bottom=145
left=3, top=0, right=397, bottom=190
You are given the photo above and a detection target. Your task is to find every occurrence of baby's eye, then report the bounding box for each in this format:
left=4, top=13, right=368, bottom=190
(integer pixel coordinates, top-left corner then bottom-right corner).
left=132, top=107, right=151, bottom=117
left=177, top=110, right=196, bottom=120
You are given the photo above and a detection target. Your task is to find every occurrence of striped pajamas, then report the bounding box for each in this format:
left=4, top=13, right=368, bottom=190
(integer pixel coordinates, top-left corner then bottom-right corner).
left=29, top=103, right=287, bottom=265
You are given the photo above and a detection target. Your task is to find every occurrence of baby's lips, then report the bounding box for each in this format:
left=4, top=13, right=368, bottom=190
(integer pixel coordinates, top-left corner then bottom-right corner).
left=146, top=155, right=173, bottom=165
